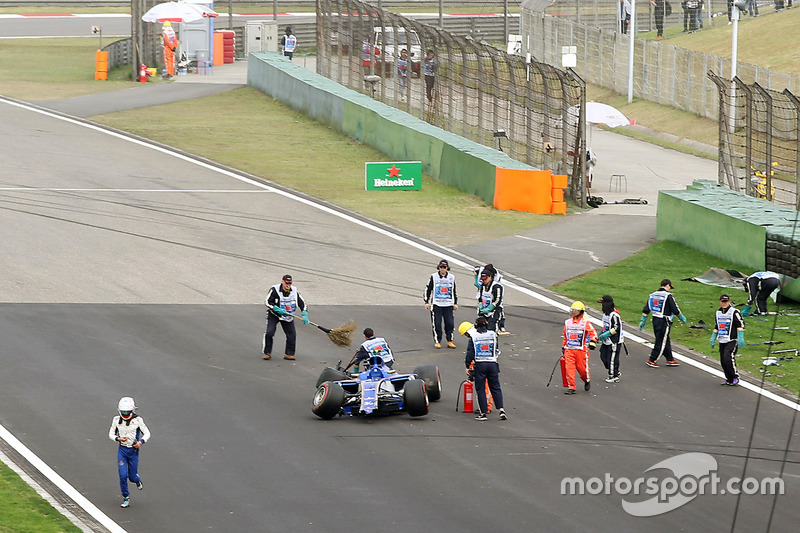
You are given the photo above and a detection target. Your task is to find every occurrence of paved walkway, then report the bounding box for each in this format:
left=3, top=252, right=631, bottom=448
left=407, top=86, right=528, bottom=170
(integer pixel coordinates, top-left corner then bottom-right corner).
left=34, top=58, right=718, bottom=285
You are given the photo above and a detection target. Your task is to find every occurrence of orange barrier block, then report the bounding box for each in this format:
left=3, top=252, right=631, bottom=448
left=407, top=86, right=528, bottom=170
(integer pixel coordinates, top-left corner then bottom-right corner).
left=213, top=32, right=224, bottom=66
left=95, top=50, right=109, bottom=80
left=551, top=173, right=568, bottom=189
left=551, top=201, right=567, bottom=215
left=494, top=168, right=555, bottom=214
left=552, top=188, right=564, bottom=203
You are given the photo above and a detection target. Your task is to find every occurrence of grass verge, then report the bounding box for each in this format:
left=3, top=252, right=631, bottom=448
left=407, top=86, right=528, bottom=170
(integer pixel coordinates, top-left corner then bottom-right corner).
left=554, top=241, right=800, bottom=394
left=0, top=38, right=135, bottom=100
left=0, top=461, right=81, bottom=532
left=93, top=87, right=553, bottom=247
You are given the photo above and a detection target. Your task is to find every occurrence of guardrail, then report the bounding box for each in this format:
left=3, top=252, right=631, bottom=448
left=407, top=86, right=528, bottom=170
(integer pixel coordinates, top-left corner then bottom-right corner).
left=103, top=36, right=132, bottom=70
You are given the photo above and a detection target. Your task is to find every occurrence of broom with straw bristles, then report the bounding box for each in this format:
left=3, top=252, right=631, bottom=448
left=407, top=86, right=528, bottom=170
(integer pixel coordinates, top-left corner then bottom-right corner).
left=291, top=314, right=358, bottom=347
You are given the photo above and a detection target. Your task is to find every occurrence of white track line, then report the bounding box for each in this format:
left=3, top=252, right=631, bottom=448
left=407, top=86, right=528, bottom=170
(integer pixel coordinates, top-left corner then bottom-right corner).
left=0, top=188, right=270, bottom=192
left=0, top=424, right=127, bottom=533
left=2, top=96, right=799, bottom=530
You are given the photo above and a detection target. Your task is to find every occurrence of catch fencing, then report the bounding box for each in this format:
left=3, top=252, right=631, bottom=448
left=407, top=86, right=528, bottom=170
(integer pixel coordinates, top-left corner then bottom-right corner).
left=709, top=71, right=800, bottom=210
left=534, top=0, right=732, bottom=32
left=521, top=0, right=800, bottom=122
left=316, top=0, right=587, bottom=203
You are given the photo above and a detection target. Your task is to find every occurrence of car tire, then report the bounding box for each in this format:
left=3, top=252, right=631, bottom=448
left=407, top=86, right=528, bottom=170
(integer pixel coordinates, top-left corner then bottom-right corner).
left=312, top=381, right=345, bottom=420
left=404, top=379, right=429, bottom=417
left=413, top=365, right=442, bottom=402
left=315, top=367, right=349, bottom=388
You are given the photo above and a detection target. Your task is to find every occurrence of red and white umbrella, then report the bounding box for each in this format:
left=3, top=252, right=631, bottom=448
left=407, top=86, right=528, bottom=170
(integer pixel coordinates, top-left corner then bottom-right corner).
left=142, top=1, right=218, bottom=23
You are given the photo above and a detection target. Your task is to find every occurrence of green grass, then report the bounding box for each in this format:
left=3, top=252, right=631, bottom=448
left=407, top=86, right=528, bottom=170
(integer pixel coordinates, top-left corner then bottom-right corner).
left=0, top=38, right=136, bottom=100
left=554, top=241, right=800, bottom=394
left=666, top=8, right=800, bottom=73
left=93, top=87, right=552, bottom=246
left=0, top=461, right=81, bottom=532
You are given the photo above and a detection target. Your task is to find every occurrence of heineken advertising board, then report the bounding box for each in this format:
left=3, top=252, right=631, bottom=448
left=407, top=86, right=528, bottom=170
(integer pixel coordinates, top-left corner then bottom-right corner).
left=365, top=161, right=422, bottom=191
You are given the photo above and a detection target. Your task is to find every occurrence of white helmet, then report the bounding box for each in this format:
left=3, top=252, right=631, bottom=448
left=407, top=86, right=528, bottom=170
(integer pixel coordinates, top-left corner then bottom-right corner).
left=118, top=397, right=136, bottom=420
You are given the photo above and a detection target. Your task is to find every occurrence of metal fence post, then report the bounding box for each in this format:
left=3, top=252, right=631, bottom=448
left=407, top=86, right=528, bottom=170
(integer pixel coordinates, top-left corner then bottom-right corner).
left=782, top=88, right=800, bottom=210
left=733, top=77, right=753, bottom=196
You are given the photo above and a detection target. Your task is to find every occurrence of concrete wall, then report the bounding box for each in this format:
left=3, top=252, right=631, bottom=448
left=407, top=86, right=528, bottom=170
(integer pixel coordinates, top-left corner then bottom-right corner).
left=247, top=52, right=538, bottom=207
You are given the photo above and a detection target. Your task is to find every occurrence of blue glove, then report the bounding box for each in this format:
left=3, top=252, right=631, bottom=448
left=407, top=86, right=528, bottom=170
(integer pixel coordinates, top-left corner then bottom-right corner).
left=737, top=331, right=745, bottom=348
left=678, top=314, right=687, bottom=325
left=473, top=274, right=481, bottom=289
left=638, top=315, right=647, bottom=331
left=742, top=305, right=751, bottom=317
left=479, top=304, right=495, bottom=315
left=710, top=332, right=717, bottom=348
left=598, top=331, right=611, bottom=341
left=301, top=310, right=309, bottom=325
left=272, top=305, right=288, bottom=316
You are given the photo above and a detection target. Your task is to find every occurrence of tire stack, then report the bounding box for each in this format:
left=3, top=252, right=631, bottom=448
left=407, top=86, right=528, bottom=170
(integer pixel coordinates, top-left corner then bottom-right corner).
left=220, top=30, right=235, bottom=63
left=765, top=233, right=799, bottom=279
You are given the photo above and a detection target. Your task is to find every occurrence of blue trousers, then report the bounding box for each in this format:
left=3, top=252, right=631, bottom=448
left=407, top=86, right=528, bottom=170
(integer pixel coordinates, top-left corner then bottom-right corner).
left=600, top=342, right=622, bottom=377
left=430, top=305, right=455, bottom=343
left=117, top=445, right=141, bottom=497
left=474, top=361, right=504, bottom=413
left=264, top=314, right=297, bottom=356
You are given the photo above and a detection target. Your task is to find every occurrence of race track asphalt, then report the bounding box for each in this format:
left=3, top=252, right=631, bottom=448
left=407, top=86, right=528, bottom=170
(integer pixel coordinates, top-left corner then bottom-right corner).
left=1, top=76, right=798, bottom=532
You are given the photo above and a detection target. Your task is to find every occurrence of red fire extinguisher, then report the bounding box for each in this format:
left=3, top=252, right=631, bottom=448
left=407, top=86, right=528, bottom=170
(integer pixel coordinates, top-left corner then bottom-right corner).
left=138, top=64, right=148, bottom=83
left=462, top=379, right=474, bottom=413
left=456, top=377, right=474, bottom=413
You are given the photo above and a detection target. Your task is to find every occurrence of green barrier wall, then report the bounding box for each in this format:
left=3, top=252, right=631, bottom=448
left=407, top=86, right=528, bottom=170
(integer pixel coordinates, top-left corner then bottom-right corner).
left=657, top=182, right=767, bottom=270
left=658, top=180, right=800, bottom=302
left=247, top=52, right=535, bottom=205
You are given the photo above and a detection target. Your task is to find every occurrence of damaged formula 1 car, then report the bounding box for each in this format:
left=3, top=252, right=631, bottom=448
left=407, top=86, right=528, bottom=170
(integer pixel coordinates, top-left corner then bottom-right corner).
left=312, top=356, right=441, bottom=420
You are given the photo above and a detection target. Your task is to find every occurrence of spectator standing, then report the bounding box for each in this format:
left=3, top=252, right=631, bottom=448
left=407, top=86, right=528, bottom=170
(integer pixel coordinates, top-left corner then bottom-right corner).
left=746, top=0, right=759, bottom=16
left=651, top=0, right=666, bottom=39
left=424, top=259, right=458, bottom=349
left=687, top=0, right=701, bottom=31
left=263, top=274, right=309, bottom=361
left=476, top=264, right=504, bottom=332
left=743, top=271, right=781, bottom=316
left=397, top=48, right=408, bottom=101
left=586, top=147, right=598, bottom=197
left=561, top=301, right=598, bottom=394
left=621, top=0, right=632, bottom=33
left=682, top=1, right=689, bottom=31
left=109, top=397, right=151, bottom=508
left=352, top=327, right=395, bottom=369
left=639, top=278, right=686, bottom=368
left=464, top=316, right=506, bottom=420
left=597, top=295, right=624, bottom=383
left=281, top=26, right=297, bottom=60
left=424, top=49, right=436, bottom=103
left=710, top=294, right=745, bottom=386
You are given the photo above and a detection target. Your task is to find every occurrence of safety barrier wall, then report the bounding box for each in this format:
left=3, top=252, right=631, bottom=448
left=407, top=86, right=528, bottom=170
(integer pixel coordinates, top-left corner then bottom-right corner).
left=247, top=52, right=567, bottom=214
left=657, top=180, right=800, bottom=301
